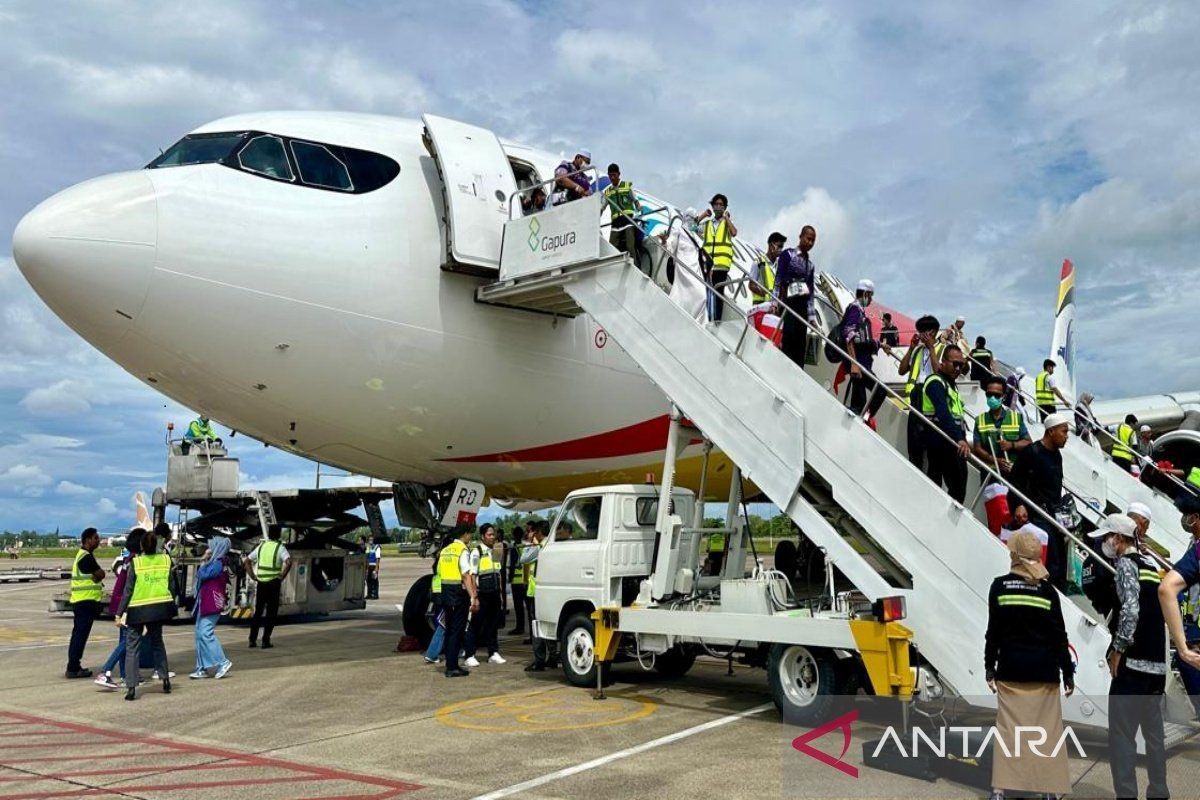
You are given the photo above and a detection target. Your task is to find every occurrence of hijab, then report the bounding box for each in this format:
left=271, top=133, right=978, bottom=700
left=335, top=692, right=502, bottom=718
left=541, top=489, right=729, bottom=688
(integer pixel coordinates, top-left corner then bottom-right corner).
left=1008, top=530, right=1049, bottom=584
left=193, top=536, right=231, bottom=598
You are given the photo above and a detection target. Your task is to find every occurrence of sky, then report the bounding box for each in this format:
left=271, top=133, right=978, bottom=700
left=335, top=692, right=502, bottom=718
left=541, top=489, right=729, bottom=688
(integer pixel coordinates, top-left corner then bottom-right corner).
left=2, top=1, right=1198, bottom=532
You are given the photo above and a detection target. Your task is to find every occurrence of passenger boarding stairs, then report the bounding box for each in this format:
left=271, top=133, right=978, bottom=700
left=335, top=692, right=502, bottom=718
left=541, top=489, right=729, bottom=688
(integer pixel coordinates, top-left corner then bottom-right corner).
left=481, top=201, right=1120, bottom=730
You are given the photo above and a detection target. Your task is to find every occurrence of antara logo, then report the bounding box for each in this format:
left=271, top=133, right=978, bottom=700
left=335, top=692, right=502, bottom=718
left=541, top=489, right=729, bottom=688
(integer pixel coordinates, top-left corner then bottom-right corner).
left=791, top=710, right=859, bottom=778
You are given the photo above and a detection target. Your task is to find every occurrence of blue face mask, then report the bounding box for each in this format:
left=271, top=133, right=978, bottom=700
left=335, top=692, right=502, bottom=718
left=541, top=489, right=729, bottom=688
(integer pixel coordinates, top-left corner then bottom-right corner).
left=987, top=396, right=1003, bottom=411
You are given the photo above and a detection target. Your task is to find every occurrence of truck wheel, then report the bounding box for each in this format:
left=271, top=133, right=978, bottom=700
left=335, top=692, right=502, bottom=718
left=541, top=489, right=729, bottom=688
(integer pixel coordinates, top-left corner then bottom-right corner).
left=560, top=612, right=612, bottom=688
left=402, top=574, right=434, bottom=646
left=653, top=645, right=696, bottom=680
left=768, top=644, right=837, bottom=725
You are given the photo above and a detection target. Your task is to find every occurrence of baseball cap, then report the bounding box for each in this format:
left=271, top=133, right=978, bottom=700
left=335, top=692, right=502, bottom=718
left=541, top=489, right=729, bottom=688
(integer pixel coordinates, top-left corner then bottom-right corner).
left=1043, top=412, right=1070, bottom=430
left=1087, top=513, right=1138, bottom=540
left=1127, top=501, right=1152, bottom=522
left=576, top=148, right=592, bottom=162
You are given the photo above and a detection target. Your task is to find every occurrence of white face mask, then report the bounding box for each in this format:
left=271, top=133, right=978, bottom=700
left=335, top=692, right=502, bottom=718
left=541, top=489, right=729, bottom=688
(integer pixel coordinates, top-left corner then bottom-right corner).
left=1102, top=538, right=1118, bottom=559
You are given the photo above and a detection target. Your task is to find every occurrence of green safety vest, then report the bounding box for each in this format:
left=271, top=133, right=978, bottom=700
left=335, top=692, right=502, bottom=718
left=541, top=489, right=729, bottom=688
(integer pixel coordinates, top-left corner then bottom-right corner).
left=975, top=409, right=1023, bottom=449
left=526, top=558, right=538, bottom=598
left=702, top=218, right=734, bottom=270
left=1035, top=371, right=1055, bottom=406
left=904, top=343, right=947, bottom=398
left=707, top=532, right=726, bottom=554
left=431, top=573, right=442, bottom=594
left=1188, top=467, right=1200, bottom=491
left=920, top=373, right=964, bottom=422
left=602, top=180, right=638, bottom=219
left=1112, top=423, right=1136, bottom=462
left=256, top=540, right=283, bottom=582
left=437, top=540, right=465, bottom=584
left=750, top=254, right=776, bottom=303
left=128, top=554, right=172, bottom=608
left=511, top=545, right=526, bottom=585
left=187, top=419, right=218, bottom=441
left=70, top=548, right=102, bottom=603
left=970, top=348, right=993, bottom=364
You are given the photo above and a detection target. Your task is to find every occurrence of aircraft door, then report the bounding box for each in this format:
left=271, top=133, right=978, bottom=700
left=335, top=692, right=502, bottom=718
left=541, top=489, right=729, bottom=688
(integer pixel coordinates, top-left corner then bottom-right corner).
left=422, top=114, right=519, bottom=276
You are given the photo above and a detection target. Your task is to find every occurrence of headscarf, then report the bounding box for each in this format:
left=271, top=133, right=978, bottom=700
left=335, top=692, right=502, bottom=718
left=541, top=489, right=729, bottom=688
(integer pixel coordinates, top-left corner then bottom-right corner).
left=192, top=536, right=231, bottom=600
left=1008, top=530, right=1049, bottom=584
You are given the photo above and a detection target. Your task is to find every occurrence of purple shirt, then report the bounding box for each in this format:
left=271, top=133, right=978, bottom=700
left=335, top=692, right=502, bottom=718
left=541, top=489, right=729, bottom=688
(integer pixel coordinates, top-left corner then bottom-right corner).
left=840, top=301, right=876, bottom=368
left=773, top=248, right=816, bottom=317
left=195, top=557, right=229, bottom=617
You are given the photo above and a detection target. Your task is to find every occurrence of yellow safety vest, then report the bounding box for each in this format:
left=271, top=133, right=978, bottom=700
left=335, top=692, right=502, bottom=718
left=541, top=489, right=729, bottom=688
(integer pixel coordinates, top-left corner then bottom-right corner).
left=1186, top=467, right=1200, bottom=491
left=1112, top=423, right=1136, bottom=463
left=128, top=554, right=172, bottom=608
left=526, top=558, right=538, bottom=598
left=256, top=540, right=283, bottom=582
left=751, top=254, right=776, bottom=303
left=1035, top=371, right=1055, bottom=406
left=975, top=409, right=1023, bottom=449
left=437, top=540, right=466, bottom=584
left=511, top=545, right=526, bottom=585
left=708, top=532, right=726, bottom=554
left=602, top=180, right=638, bottom=219
left=921, top=373, right=964, bottom=421
left=70, top=548, right=102, bottom=603
left=702, top=218, right=734, bottom=270
left=904, top=343, right=947, bottom=397
left=431, top=573, right=442, bottom=594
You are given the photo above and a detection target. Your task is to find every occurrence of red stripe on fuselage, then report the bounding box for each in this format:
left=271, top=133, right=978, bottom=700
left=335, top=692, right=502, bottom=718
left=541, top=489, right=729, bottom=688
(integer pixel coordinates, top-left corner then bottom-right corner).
left=440, top=415, right=676, bottom=464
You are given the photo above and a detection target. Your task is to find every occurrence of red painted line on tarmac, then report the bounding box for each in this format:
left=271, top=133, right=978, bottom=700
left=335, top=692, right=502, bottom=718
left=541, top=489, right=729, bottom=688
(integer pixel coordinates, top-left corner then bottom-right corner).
left=0, top=730, right=83, bottom=738
left=0, top=774, right=334, bottom=800
left=0, top=760, right=230, bottom=782
left=0, top=749, right=179, bottom=764
left=2, top=741, right=125, bottom=749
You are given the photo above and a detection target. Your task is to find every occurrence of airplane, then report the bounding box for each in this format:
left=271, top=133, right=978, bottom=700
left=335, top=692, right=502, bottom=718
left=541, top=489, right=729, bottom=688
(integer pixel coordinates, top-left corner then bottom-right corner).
left=12, top=111, right=1198, bottom=531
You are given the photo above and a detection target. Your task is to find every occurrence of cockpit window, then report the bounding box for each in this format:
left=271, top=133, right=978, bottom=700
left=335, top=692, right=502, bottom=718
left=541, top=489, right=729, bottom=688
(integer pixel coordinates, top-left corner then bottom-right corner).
left=291, top=141, right=353, bottom=192
left=238, top=135, right=294, bottom=181
left=148, top=132, right=247, bottom=168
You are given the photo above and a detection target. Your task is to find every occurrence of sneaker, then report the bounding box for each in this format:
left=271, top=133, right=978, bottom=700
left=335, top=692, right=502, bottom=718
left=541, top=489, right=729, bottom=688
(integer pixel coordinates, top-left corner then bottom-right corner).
left=124, top=687, right=136, bottom=701
left=215, top=660, right=232, bottom=680
left=151, top=671, right=176, bottom=680
left=261, top=642, right=274, bottom=650
left=488, top=653, right=507, bottom=664
left=162, top=678, right=171, bottom=694
left=464, top=656, right=480, bottom=668
left=423, top=656, right=437, bottom=664
left=94, top=672, right=119, bottom=690
left=65, top=668, right=93, bottom=679
left=445, top=668, right=470, bottom=678
left=189, top=669, right=209, bottom=680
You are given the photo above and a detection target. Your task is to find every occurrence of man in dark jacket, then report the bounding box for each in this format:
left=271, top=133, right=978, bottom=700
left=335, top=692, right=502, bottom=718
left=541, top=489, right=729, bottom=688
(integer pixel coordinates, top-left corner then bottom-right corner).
left=1010, top=413, right=1071, bottom=590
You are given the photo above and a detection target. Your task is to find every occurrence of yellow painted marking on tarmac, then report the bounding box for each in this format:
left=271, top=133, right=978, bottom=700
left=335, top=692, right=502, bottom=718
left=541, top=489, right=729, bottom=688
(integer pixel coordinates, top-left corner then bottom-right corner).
left=436, top=687, right=656, bottom=733
left=0, top=627, right=64, bottom=645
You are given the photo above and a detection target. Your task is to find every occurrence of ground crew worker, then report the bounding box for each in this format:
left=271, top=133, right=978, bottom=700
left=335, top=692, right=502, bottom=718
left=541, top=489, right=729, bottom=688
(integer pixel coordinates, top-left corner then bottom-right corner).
left=921, top=344, right=970, bottom=503
left=897, top=315, right=944, bottom=470
left=774, top=225, right=819, bottom=370
left=1099, top=513, right=1169, bottom=800
left=879, top=313, right=900, bottom=348
left=973, top=376, right=1032, bottom=476
left=185, top=415, right=220, bottom=443
left=65, top=527, right=105, bottom=679
left=439, top=525, right=478, bottom=678
left=1110, top=414, right=1139, bottom=473
left=983, top=530, right=1073, bottom=800
left=464, top=523, right=505, bottom=666
left=521, top=521, right=555, bottom=671
left=840, top=278, right=892, bottom=423
left=507, top=526, right=527, bottom=636
left=116, top=529, right=176, bottom=701
left=364, top=535, right=381, bottom=600
left=750, top=232, right=786, bottom=304
left=554, top=149, right=592, bottom=203
left=245, top=526, right=292, bottom=649
left=969, top=336, right=995, bottom=386
left=1034, top=359, right=1068, bottom=420
left=602, top=164, right=639, bottom=257
left=695, top=194, right=737, bottom=322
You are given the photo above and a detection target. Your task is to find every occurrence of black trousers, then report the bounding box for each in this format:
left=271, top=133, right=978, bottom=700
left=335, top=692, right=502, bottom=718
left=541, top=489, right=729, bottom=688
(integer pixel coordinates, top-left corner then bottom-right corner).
left=1114, top=457, right=1134, bottom=474
left=443, top=590, right=470, bottom=672
left=906, top=393, right=927, bottom=470
left=707, top=268, right=729, bottom=321
left=925, top=436, right=967, bottom=503
left=524, top=595, right=536, bottom=639
left=510, top=583, right=527, bottom=632
left=250, top=579, right=281, bottom=644
left=465, top=591, right=501, bottom=657
left=1108, top=665, right=1168, bottom=800
left=366, top=566, right=379, bottom=599
left=1038, top=403, right=1057, bottom=421
left=67, top=600, right=99, bottom=672
left=530, top=596, right=550, bottom=667
left=847, top=371, right=886, bottom=418
left=124, top=622, right=169, bottom=690
left=780, top=298, right=809, bottom=370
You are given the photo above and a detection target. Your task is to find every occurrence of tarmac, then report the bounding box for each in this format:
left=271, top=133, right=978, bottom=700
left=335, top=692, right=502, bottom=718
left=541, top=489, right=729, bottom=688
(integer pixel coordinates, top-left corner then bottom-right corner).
left=3, top=556, right=1200, bottom=799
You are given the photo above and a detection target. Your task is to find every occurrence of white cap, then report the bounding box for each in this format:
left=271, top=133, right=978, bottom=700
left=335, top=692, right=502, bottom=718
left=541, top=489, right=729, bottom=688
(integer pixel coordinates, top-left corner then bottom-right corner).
left=1043, top=412, right=1070, bottom=430
left=683, top=207, right=696, bottom=219
left=1087, top=512, right=1138, bottom=540
left=1015, top=366, right=1026, bottom=377
left=1127, top=502, right=1152, bottom=522
left=576, top=148, right=592, bottom=161
left=856, top=278, right=875, bottom=293
left=1139, top=424, right=1152, bottom=433
left=955, top=315, right=966, bottom=322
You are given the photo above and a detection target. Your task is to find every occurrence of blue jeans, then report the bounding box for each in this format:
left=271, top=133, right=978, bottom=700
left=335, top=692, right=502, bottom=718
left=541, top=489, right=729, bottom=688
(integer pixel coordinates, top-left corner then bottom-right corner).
left=425, top=611, right=446, bottom=660
left=194, top=613, right=228, bottom=671
left=101, top=626, right=127, bottom=678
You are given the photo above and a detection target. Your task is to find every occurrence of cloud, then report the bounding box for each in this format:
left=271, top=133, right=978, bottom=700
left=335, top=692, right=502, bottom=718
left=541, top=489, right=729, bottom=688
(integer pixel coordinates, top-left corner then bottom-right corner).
left=95, top=497, right=118, bottom=516
left=0, top=463, right=52, bottom=496
left=19, top=379, right=92, bottom=416
left=762, top=188, right=851, bottom=269
left=56, top=480, right=96, bottom=496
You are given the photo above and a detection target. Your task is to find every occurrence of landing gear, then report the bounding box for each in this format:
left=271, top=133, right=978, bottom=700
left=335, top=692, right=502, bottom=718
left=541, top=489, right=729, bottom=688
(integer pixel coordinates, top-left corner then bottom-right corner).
left=402, top=573, right=435, bottom=646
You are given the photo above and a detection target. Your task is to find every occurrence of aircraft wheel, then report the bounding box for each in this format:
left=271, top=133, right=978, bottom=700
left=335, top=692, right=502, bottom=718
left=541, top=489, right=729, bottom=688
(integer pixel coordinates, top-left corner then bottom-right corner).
left=402, top=573, right=434, bottom=645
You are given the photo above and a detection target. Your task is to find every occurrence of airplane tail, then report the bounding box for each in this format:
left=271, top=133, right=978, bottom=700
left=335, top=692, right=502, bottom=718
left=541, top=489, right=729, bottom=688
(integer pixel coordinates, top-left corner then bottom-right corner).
left=134, top=491, right=152, bottom=530
left=1050, top=258, right=1077, bottom=402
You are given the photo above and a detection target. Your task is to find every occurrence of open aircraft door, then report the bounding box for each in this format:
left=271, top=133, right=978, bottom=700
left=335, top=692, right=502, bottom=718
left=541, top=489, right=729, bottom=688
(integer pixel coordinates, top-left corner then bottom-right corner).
left=422, top=114, right=518, bottom=277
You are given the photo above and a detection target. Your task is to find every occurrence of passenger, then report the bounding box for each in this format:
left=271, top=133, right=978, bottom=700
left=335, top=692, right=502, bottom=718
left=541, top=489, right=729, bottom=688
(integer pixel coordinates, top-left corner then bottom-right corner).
left=554, top=150, right=593, bottom=203
left=940, top=315, right=968, bottom=352
left=464, top=523, right=505, bottom=667
left=507, top=526, right=528, bottom=636
left=1081, top=518, right=1119, bottom=628
left=1161, top=495, right=1200, bottom=717
left=750, top=232, right=786, bottom=305
left=968, top=336, right=995, bottom=386
left=65, top=527, right=105, bottom=680
left=840, top=279, right=892, bottom=425
left=190, top=536, right=233, bottom=680
left=1034, top=359, right=1068, bottom=421
left=1110, top=414, right=1139, bottom=473
left=660, top=208, right=707, bottom=322
left=695, top=194, right=738, bottom=322
left=245, top=526, right=292, bottom=649
left=879, top=312, right=900, bottom=348
left=897, top=314, right=944, bottom=471
left=439, top=525, right=478, bottom=678
left=521, top=521, right=555, bottom=671
left=998, top=506, right=1049, bottom=563
left=1009, top=413, right=1071, bottom=591
left=95, top=529, right=143, bottom=690
left=920, top=344, right=970, bottom=503
left=521, top=186, right=548, bottom=217
left=602, top=164, right=639, bottom=257
left=423, top=534, right=448, bottom=664
left=774, top=225, right=819, bottom=370
left=1101, top=513, right=1169, bottom=800
left=365, top=534, right=381, bottom=600
left=1073, top=392, right=1099, bottom=444
left=983, top=530, right=1073, bottom=800
left=185, top=415, right=220, bottom=444
left=1004, top=366, right=1027, bottom=413
left=117, top=529, right=176, bottom=701
left=973, top=376, right=1032, bottom=475
left=1136, top=424, right=1156, bottom=460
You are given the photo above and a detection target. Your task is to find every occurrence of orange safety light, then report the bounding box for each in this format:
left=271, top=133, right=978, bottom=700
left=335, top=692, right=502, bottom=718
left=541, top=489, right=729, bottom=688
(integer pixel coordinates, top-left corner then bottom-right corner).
left=872, top=595, right=907, bottom=622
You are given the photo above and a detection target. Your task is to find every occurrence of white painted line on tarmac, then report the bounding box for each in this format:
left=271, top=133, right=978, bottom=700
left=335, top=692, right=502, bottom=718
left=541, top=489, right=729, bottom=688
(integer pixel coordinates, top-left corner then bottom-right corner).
left=469, top=701, right=774, bottom=800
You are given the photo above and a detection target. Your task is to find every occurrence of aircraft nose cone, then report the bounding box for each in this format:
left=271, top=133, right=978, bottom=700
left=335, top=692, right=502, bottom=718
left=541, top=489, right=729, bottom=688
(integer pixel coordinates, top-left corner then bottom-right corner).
left=13, top=171, right=157, bottom=345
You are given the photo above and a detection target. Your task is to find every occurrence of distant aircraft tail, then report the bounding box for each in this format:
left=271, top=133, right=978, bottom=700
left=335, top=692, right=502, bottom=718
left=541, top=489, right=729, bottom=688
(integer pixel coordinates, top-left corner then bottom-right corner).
left=134, top=491, right=152, bottom=530
left=1050, top=259, right=1077, bottom=402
